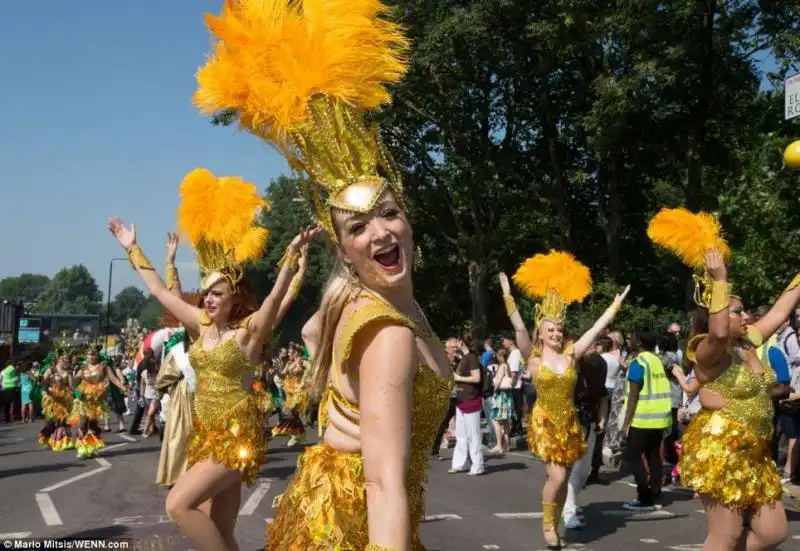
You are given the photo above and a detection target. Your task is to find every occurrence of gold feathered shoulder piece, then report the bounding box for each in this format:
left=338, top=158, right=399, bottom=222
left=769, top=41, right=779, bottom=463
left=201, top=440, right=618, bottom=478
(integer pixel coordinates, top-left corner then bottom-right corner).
left=513, top=250, right=592, bottom=304
left=194, top=0, right=409, bottom=145
left=177, top=168, right=270, bottom=275
left=646, top=208, right=730, bottom=269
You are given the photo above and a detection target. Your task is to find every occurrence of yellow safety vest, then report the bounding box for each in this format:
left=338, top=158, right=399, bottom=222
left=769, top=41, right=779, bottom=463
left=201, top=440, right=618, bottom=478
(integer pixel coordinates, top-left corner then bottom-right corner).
left=625, top=351, right=672, bottom=430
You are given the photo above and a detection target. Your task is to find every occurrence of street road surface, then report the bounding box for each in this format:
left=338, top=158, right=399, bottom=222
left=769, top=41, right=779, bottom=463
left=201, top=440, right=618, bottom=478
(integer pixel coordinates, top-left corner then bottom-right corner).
left=1, top=421, right=798, bottom=550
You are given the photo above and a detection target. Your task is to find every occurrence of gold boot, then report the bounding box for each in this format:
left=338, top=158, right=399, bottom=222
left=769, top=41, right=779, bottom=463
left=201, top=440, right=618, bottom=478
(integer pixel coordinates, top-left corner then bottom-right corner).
left=542, top=502, right=562, bottom=550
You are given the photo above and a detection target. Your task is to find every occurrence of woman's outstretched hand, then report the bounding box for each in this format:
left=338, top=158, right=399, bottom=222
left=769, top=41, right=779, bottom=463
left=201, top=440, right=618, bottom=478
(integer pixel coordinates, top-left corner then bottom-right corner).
left=289, top=226, right=322, bottom=252
left=615, top=285, right=631, bottom=303
left=704, top=249, right=727, bottom=281
left=166, top=232, right=179, bottom=263
left=108, top=218, right=136, bottom=250
left=499, top=272, right=511, bottom=295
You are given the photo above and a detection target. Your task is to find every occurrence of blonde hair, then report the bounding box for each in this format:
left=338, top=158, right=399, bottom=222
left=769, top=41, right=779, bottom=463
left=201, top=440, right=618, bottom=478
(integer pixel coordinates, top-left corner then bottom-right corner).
left=307, top=254, right=358, bottom=399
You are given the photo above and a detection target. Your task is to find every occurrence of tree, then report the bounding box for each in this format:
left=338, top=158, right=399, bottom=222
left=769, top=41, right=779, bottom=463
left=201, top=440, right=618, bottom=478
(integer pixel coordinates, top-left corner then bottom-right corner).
left=110, top=286, right=147, bottom=331
left=36, top=265, right=103, bottom=315
left=0, top=273, right=50, bottom=305
left=138, top=295, right=163, bottom=330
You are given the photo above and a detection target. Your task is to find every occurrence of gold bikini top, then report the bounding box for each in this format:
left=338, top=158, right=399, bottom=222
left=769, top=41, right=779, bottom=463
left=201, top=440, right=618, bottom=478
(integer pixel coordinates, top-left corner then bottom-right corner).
left=533, top=345, right=577, bottom=411
left=318, top=297, right=452, bottom=436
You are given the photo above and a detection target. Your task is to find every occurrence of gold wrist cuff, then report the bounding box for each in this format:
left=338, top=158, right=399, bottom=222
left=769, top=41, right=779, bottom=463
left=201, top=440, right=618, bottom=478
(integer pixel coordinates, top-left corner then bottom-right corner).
left=785, top=273, right=800, bottom=292
left=503, top=294, right=517, bottom=317
left=708, top=280, right=730, bottom=314
left=278, top=248, right=300, bottom=271
left=366, top=545, right=396, bottom=551
left=127, top=244, right=154, bottom=271
left=288, top=277, right=302, bottom=299
left=166, top=264, right=179, bottom=290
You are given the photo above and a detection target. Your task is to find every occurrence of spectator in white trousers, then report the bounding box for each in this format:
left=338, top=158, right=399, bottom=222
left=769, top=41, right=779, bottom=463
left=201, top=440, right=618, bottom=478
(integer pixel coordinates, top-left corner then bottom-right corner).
left=562, top=348, right=609, bottom=530
left=449, top=332, right=485, bottom=476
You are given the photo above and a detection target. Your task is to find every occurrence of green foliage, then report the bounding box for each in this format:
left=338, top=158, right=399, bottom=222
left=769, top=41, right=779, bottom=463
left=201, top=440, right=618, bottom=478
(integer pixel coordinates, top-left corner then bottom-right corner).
left=138, top=295, right=163, bottom=331
left=36, top=265, right=102, bottom=315
left=0, top=273, right=50, bottom=305
left=110, top=286, right=147, bottom=331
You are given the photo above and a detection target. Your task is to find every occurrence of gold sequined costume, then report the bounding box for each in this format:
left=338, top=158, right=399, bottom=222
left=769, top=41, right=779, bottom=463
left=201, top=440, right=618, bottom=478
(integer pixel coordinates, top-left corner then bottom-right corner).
left=39, top=369, right=74, bottom=451
left=272, top=373, right=308, bottom=438
left=680, top=331, right=782, bottom=510
left=68, top=364, right=110, bottom=457
left=267, top=300, right=452, bottom=550
left=527, top=352, right=586, bottom=466
left=187, top=331, right=269, bottom=487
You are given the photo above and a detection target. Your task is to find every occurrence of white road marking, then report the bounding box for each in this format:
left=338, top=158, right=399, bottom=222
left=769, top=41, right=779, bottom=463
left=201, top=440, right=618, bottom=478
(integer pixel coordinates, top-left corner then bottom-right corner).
left=640, top=539, right=659, bottom=543
left=793, top=534, right=800, bottom=540
left=482, top=546, right=499, bottom=550
left=94, top=457, right=111, bottom=468
left=100, top=442, right=128, bottom=452
left=35, top=493, right=62, bottom=526
left=112, top=515, right=171, bottom=526
left=39, top=466, right=110, bottom=493
left=507, top=451, right=537, bottom=461
left=0, top=532, right=32, bottom=539
left=494, top=512, right=543, bottom=519
left=667, top=546, right=702, bottom=551
left=239, top=480, right=272, bottom=516
left=119, top=433, right=137, bottom=442
left=423, top=513, right=462, bottom=521
left=600, top=509, right=675, bottom=519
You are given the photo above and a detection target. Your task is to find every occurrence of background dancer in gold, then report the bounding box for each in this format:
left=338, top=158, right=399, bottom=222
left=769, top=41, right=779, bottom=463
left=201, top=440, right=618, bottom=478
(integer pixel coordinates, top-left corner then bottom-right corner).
left=649, top=207, right=795, bottom=551
left=108, top=167, right=317, bottom=551
left=505, top=251, right=628, bottom=550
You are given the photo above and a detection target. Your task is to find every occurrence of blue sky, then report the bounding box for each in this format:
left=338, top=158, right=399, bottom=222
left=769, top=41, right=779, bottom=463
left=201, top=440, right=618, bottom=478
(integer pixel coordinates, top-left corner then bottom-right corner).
left=0, top=2, right=289, bottom=298
left=0, top=3, right=785, bottom=302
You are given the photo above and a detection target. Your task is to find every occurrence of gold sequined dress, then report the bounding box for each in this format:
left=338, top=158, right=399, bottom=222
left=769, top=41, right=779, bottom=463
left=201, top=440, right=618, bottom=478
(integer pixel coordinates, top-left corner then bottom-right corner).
left=187, top=333, right=270, bottom=486
left=680, top=332, right=782, bottom=510
left=39, top=369, right=74, bottom=451
left=68, top=363, right=109, bottom=456
left=267, top=300, right=452, bottom=550
left=527, top=353, right=586, bottom=466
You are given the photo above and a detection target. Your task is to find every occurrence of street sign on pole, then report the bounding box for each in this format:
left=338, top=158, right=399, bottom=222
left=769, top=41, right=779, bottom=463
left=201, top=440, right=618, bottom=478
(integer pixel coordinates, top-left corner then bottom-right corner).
left=786, top=74, right=800, bottom=120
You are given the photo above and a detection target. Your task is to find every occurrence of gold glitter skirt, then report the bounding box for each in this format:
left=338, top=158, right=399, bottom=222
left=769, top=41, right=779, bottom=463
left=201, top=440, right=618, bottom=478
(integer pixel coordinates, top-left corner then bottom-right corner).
left=680, top=409, right=782, bottom=510
left=187, top=399, right=266, bottom=487
left=527, top=403, right=586, bottom=466
left=67, top=381, right=108, bottom=425
left=42, top=387, right=73, bottom=422
left=267, top=444, right=368, bottom=550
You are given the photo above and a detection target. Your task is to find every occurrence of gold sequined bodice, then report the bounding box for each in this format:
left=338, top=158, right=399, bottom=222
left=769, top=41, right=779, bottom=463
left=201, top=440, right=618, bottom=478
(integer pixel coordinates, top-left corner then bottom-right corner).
left=82, top=364, right=105, bottom=384
left=50, top=369, right=71, bottom=388
left=534, top=361, right=578, bottom=412
left=189, top=337, right=254, bottom=426
left=705, top=359, right=776, bottom=438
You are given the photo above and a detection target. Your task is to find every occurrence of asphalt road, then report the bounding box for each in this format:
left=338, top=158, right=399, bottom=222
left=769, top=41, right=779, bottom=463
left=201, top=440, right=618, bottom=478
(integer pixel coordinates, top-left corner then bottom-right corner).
left=1, top=420, right=799, bottom=551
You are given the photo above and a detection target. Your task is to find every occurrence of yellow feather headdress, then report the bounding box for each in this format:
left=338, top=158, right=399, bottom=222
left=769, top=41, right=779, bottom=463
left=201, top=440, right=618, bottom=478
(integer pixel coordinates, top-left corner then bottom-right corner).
left=646, top=207, right=731, bottom=309
left=194, top=0, right=410, bottom=241
left=512, top=250, right=592, bottom=325
left=177, top=168, right=271, bottom=291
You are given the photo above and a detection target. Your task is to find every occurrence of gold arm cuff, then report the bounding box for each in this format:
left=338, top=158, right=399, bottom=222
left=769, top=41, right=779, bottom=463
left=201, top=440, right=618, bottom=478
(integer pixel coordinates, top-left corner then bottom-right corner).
left=785, top=273, right=800, bottom=292
left=278, top=247, right=300, bottom=271
left=127, top=244, right=154, bottom=271
left=708, top=280, right=730, bottom=314
left=165, top=264, right=179, bottom=290
left=503, top=294, right=518, bottom=317
left=365, top=545, right=396, bottom=551
left=288, top=277, right=302, bottom=299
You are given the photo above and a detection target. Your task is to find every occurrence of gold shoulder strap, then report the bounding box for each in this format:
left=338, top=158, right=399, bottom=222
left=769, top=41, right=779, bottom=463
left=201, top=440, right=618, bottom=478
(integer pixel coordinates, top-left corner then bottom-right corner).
left=333, top=300, right=415, bottom=371
left=685, top=333, right=707, bottom=364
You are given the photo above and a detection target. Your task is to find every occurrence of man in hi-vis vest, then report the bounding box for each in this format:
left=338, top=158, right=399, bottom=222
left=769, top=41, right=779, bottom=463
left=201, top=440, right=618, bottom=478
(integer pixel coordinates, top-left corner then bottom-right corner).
left=621, top=331, right=672, bottom=511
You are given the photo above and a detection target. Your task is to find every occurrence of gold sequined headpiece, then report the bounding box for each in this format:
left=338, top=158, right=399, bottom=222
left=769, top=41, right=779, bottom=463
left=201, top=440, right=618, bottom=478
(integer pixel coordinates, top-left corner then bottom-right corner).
left=512, top=250, right=592, bottom=326
left=177, top=168, right=270, bottom=292
left=647, top=208, right=731, bottom=311
left=193, top=0, right=410, bottom=242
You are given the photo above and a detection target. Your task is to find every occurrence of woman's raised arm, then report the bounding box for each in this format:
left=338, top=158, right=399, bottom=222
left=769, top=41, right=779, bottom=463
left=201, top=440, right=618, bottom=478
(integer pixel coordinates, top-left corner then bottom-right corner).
left=573, top=285, right=630, bottom=359
left=499, top=272, right=532, bottom=358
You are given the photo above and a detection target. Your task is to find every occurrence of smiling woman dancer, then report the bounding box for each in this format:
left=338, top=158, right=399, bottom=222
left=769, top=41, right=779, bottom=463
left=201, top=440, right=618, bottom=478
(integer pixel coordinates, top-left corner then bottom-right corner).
left=648, top=208, right=794, bottom=551
left=191, top=1, right=450, bottom=550
left=507, top=251, right=629, bottom=549
left=109, top=168, right=317, bottom=551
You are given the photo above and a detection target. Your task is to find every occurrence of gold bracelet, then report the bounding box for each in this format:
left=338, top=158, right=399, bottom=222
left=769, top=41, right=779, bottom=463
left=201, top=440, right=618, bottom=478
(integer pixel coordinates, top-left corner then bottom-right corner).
left=365, top=545, right=396, bottom=551
left=166, top=264, right=179, bottom=290
left=278, top=247, right=300, bottom=271
left=127, top=244, right=154, bottom=271
left=288, top=277, right=302, bottom=299
left=785, top=273, right=800, bottom=292
left=708, top=280, right=730, bottom=314
left=503, top=293, right=517, bottom=317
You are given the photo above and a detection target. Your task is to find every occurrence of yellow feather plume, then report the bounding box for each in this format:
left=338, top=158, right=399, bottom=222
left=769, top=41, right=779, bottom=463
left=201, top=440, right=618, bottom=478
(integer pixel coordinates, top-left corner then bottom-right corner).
left=177, top=168, right=271, bottom=273
left=512, top=250, right=592, bottom=304
left=647, top=208, right=730, bottom=270
left=194, top=0, right=410, bottom=143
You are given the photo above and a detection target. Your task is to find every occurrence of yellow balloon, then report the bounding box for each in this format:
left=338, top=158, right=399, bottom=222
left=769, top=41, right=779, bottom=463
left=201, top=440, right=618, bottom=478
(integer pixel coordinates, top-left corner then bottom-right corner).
left=785, top=140, right=800, bottom=171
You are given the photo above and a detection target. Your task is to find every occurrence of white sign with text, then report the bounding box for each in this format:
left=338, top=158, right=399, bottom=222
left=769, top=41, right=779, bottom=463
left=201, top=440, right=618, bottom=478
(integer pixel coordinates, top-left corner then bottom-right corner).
left=786, top=74, right=800, bottom=120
